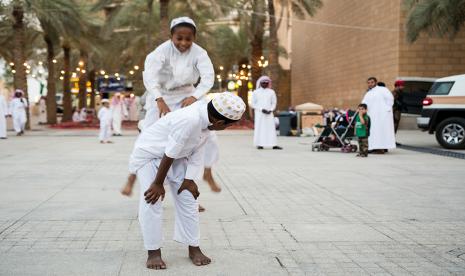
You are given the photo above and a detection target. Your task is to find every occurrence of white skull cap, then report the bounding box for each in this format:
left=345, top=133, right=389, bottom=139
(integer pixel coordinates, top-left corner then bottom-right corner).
left=211, top=92, right=246, bottom=121
left=170, top=17, right=196, bottom=30
left=101, top=99, right=110, bottom=103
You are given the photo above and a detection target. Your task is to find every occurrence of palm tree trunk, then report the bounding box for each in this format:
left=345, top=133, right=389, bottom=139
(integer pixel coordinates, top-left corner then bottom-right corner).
left=268, top=0, right=280, bottom=90
left=238, top=57, right=251, bottom=119
left=157, top=0, right=170, bottom=45
left=78, top=50, right=88, bottom=109
left=89, top=70, right=96, bottom=110
left=12, top=4, right=30, bottom=129
left=251, top=0, right=265, bottom=88
left=62, top=43, right=72, bottom=122
left=45, top=35, right=57, bottom=124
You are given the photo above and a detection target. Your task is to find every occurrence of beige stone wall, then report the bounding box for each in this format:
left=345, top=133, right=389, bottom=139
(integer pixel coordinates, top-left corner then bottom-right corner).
left=291, top=0, right=465, bottom=109
left=398, top=12, right=465, bottom=78
left=291, top=0, right=401, bottom=109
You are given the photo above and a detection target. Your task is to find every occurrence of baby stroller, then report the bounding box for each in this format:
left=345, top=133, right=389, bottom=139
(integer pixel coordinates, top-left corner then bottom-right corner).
left=312, top=110, right=358, bottom=152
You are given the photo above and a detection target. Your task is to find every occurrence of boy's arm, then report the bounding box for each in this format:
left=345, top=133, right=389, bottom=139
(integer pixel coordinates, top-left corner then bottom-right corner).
left=359, top=114, right=366, bottom=125
left=144, top=154, right=174, bottom=204
left=192, top=51, right=215, bottom=99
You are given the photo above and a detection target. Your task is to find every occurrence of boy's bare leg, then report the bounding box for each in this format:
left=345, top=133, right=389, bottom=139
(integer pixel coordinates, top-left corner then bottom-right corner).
left=189, top=246, right=211, bottom=266
left=121, top=174, right=136, bottom=196
left=147, top=249, right=166, bottom=269
left=203, top=168, right=221, bottom=193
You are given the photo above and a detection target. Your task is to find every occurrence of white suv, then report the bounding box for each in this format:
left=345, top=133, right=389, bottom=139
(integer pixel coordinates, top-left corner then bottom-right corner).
left=417, top=74, right=465, bottom=149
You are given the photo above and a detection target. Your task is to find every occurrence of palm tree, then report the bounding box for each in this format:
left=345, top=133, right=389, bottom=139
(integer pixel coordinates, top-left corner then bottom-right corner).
left=11, top=4, right=30, bottom=127
left=404, top=0, right=465, bottom=42
left=9, top=0, right=86, bottom=124
left=267, top=0, right=322, bottom=107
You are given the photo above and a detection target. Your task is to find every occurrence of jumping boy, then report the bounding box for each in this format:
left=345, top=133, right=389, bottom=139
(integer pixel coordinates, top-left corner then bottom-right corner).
left=126, top=92, right=245, bottom=269
left=355, top=103, right=370, bottom=157
left=121, top=16, right=222, bottom=204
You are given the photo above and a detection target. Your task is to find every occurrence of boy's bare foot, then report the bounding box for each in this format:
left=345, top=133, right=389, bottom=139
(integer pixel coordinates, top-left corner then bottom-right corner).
left=106, top=141, right=114, bottom=144
left=188, top=246, right=211, bottom=266
left=198, top=205, right=205, bottom=212
left=203, top=168, right=221, bottom=193
left=100, top=141, right=104, bottom=144
left=146, top=249, right=166, bottom=270
left=121, top=174, right=136, bottom=197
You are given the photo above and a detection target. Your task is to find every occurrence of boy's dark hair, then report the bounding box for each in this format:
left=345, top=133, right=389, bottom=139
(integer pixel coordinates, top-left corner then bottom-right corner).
left=171, top=23, right=196, bottom=35
left=377, top=82, right=386, bottom=87
left=367, top=77, right=377, bottom=82
left=358, top=103, right=367, bottom=109
left=207, top=101, right=236, bottom=124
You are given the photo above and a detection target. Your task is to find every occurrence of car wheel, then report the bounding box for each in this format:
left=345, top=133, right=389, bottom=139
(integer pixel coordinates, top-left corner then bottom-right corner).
left=435, top=117, right=465, bottom=149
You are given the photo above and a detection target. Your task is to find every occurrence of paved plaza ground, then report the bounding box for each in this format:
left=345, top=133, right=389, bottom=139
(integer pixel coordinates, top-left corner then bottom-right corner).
left=1, top=128, right=465, bottom=275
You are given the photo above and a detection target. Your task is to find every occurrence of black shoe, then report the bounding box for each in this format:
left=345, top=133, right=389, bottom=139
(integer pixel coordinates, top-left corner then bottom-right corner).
left=272, top=146, right=283, bottom=150
left=257, top=146, right=264, bottom=150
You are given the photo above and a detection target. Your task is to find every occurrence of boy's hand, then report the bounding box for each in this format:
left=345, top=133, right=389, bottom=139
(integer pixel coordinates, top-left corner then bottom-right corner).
left=181, top=96, right=197, bottom=107
left=144, top=184, right=165, bottom=204
left=156, top=98, right=171, bottom=117
left=262, top=109, right=271, bottom=114
left=177, top=179, right=200, bottom=199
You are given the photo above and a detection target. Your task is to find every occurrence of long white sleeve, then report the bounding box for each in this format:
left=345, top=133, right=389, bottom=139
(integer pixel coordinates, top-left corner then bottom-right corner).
left=270, top=89, right=277, bottom=111
left=192, top=51, right=214, bottom=99
left=251, top=90, right=258, bottom=109
left=143, top=51, right=165, bottom=100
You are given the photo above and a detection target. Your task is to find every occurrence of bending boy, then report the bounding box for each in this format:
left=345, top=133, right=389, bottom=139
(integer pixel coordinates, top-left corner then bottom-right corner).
left=127, top=93, right=245, bottom=269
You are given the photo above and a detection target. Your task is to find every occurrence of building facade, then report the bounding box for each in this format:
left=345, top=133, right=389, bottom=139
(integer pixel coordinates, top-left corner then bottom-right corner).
left=291, top=0, right=465, bottom=109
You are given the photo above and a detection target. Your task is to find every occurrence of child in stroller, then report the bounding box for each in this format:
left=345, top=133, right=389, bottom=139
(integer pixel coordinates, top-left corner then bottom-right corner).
left=312, top=109, right=358, bottom=152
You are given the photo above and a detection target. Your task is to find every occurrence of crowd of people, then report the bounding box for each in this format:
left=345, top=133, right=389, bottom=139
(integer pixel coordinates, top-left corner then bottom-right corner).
left=0, top=89, right=28, bottom=138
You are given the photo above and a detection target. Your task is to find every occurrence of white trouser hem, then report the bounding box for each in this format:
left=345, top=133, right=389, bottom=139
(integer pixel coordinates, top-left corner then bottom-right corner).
left=173, top=238, right=200, bottom=247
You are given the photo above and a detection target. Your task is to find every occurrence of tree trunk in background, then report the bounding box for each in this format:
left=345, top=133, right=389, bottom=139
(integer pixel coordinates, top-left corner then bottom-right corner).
left=89, top=70, right=96, bottom=109
left=62, top=43, right=72, bottom=122
left=12, top=4, right=30, bottom=129
left=78, top=50, right=88, bottom=109
left=45, top=35, right=57, bottom=124
left=251, top=0, right=265, bottom=89
left=268, top=0, right=280, bottom=91
left=238, top=57, right=251, bottom=119
left=146, top=0, right=154, bottom=51
left=157, top=0, right=170, bottom=45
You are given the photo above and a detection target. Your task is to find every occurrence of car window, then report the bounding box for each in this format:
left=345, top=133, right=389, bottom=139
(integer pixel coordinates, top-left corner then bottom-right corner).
left=429, top=81, right=454, bottom=95
left=403, top=81, right=433, bottom=94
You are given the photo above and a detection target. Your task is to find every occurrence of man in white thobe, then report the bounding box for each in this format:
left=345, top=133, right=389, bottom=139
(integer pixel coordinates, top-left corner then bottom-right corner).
left=9, top=90, right=28, bottom=136
left=362, top=82, right=396, bottom=152
left=0, top=93, right=8, bottom=139
left=251, top=76, right=282, bottom=150
left=111, top=93, right=127, bottom=136
left=127, top=93, right=245, bottom=269
left=98, top=99, right=113, bottom=143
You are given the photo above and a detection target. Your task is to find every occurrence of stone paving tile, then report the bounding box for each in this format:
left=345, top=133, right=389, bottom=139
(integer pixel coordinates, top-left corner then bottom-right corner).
left=1, top=130, right=465, bottom=275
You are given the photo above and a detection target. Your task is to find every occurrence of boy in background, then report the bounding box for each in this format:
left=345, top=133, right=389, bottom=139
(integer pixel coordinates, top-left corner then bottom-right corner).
left=355, top=103, right=370, bottom=157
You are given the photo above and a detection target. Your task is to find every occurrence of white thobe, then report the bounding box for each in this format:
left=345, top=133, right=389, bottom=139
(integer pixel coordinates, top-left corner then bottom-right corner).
left=72, top=111, right=80, bottom=122
left=142, top=40, right=218, bottom=169
left=252, top=88, right=278, bottom=147
left=141, top=40, right=214, bottom=129
left=9, top=98, right=27, bottom=133
left=79, top=108, right=87, bottom=122
left=38, top=98, right=47, bottom=124
left=111, top=101, right=127, bottom=135
left=0, top=95, right=8, bottom=138
left=362, top=86, right=396, bottom=150
left=129, top=102, right=210, bottom=250
left=98, top=107, right=112, bottom=142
